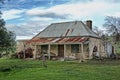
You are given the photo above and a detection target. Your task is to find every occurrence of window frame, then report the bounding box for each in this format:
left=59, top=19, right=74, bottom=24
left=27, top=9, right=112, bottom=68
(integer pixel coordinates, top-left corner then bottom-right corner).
left=71, top=44, right=80, bottom=53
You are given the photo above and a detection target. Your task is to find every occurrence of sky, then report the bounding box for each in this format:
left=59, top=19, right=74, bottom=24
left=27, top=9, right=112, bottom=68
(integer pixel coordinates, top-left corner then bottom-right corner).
left=1, top=0, right=120, bottom=40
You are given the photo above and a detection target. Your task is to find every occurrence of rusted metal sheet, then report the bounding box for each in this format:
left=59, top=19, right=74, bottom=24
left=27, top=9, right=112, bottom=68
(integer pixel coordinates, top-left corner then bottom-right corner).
left=26, top=37, right=88, bottom=44
left=27, top=38, right=53, bottom=43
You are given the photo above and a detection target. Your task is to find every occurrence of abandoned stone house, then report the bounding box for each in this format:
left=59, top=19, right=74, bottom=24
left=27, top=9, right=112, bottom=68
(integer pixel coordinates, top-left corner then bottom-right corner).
left=17, top=20, right=108, bottom=60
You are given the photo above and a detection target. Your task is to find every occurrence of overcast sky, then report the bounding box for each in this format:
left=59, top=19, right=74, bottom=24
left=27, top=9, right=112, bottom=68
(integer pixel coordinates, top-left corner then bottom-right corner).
left=1, top=0, right=120, bottom=40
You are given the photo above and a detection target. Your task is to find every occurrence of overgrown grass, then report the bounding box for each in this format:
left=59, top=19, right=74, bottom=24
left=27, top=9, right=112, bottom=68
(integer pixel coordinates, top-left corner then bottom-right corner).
left=0, top=59, right=120, bottom=80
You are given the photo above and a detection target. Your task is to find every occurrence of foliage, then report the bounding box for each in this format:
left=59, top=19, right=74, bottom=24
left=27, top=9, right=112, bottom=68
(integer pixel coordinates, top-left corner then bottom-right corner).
left=0, top=59, right=120, bottom=80
left=0, top=0, right=16, bottom=57
left=103, top=16, right=120, bottom=41
left=93, top=26, right=109, bottom=41
left=93, top=26, right=104, bottom=37
left=103, top=16, right=120, bottom=54
left=0, top=18, right=16, bottom=56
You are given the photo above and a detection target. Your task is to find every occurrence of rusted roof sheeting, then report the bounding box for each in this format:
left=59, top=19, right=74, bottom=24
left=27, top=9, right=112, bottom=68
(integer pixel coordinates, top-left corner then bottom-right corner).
left=27, top=38, right=54, bottom=43
left=27, top=37, right=88, bottom=44
left=56, top=37, right=88, bottom=43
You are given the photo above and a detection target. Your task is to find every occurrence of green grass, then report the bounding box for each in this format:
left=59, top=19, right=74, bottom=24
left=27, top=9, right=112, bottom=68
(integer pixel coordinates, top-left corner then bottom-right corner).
left=0, top=59, right=120, bottom=80
left=116, top=48, right=120, bottom=54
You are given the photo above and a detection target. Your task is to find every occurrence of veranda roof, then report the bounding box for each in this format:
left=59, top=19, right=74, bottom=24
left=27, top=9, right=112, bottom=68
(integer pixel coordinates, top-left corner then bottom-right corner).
left=27, top=37, right=88, bottom=44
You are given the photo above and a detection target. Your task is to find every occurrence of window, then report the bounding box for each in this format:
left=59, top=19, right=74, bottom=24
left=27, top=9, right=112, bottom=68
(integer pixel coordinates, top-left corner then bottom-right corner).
left=71, top=44, right=79, bottom=53
left=41, top=45, right=48, bottom=53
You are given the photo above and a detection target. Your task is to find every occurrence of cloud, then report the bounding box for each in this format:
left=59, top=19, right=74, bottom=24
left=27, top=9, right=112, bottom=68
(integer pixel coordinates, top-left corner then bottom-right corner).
left=5, top=22, right=47, bottom=37
left=29, top=17, right=53, bottom=21
left=26, top=7, right=69, bottom=19
left=2, top=9, right=25, bottom=20
left=113, top=12, right=120, bottom=17
left=3, top=0, right=119, bottom=22
left=26, top=1, right=117, bottom=21
left=105, top=12, right=120, bottom=17
left=69, top=0, right=93, bottom=3
left=16, top=36, right=33, bottom=40
left=98, top=0, right=120, bottom=3
left=3, top=0, right=120, bottom=40
left=36, top=12, right=67, bottom=19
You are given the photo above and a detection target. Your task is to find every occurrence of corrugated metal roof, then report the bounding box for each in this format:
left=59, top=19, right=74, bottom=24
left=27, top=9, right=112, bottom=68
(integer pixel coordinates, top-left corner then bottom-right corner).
left=27, top=37, right=88, bottom=44
left=34, top=21, right=99, bottom=38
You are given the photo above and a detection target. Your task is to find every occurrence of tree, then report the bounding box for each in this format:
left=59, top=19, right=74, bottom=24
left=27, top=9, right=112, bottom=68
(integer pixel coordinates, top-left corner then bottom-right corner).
left=0, top=0, right=16, bottom=56
left=0, top=18, right=16, bottom=55
left=93, top=26, right=104, bottom=37
left=103, top=16, right=120, bottom=41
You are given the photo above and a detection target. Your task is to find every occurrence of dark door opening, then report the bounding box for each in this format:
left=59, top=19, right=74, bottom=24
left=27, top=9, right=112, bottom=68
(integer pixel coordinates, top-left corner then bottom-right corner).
left=58, top=45, right=64, bottom=57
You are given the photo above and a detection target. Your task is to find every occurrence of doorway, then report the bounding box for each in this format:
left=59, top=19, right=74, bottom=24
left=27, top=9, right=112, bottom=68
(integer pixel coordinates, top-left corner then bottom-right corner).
left=58, top=45, right=64, bottom=57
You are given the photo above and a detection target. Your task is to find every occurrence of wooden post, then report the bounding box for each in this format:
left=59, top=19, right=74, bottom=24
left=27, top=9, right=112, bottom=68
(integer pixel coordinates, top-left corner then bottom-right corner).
left=80, top=43, right=84, bottom=62
left=48, top=44, right=51, bottom=60
left=23, top=42, right=26, bottom=59
left=33, top=45, right=37, bottom=59
left=64, top=44, right=66, bottom=59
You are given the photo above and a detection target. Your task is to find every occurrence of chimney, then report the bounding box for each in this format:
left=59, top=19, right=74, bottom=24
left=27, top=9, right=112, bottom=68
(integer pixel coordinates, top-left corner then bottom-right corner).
left=86, top=20, right=92, bottom=29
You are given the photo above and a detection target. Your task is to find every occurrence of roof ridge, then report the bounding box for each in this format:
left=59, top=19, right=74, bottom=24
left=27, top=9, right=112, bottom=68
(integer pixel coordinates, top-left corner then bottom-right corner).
left=51, top=21, right=82, bottom=24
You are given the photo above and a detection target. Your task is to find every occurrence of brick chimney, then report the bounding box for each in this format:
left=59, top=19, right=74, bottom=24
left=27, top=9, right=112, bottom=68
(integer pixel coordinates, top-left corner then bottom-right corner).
left=86, top=20, right=92, bottom=29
